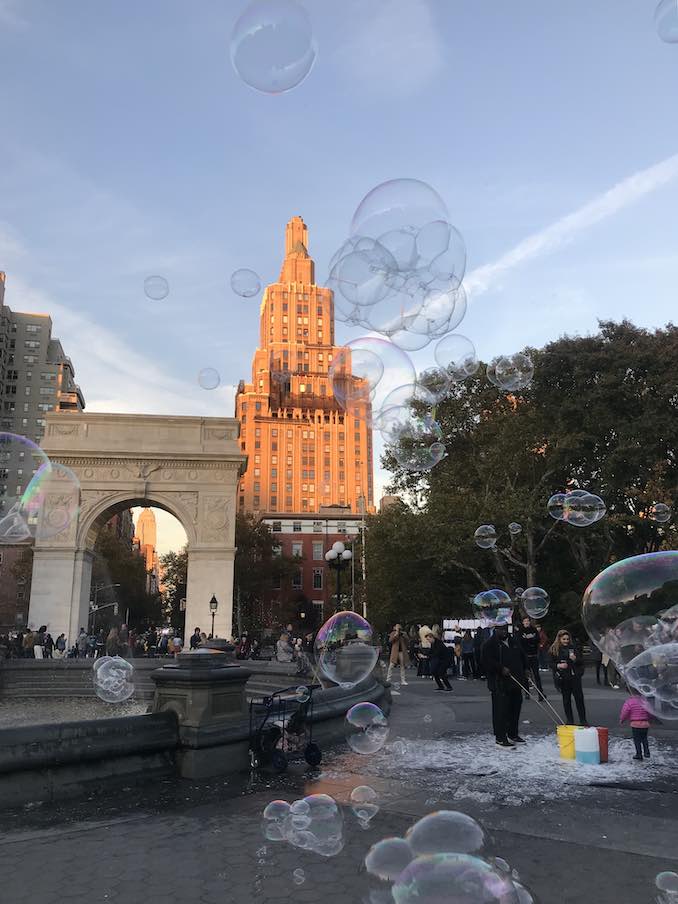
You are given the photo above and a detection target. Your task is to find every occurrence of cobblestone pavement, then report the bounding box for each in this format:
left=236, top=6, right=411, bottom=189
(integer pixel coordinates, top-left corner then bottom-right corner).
left=0, top=672, right=676, bottom=904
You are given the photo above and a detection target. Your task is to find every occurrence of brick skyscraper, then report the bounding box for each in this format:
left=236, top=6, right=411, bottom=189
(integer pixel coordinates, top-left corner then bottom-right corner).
left=235, top=217, right=374, bottom=515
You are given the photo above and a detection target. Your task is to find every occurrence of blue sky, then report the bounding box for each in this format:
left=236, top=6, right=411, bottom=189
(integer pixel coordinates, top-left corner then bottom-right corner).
left=1, top=0, right=678, bottom=551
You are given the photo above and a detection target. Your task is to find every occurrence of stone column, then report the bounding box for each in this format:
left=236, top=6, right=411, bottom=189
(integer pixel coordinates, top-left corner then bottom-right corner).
left=185, top=548, right=235, bottom=641
left=29, top=547, right=92, bottom=642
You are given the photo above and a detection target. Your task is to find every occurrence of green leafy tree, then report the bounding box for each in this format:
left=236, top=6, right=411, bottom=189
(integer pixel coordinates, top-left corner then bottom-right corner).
left=91, top=528, right=163, bottom=631
left=160, top=547, right=188, bottom=627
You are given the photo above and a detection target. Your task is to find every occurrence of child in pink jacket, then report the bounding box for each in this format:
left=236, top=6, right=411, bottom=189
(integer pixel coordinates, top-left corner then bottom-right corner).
left=620, top=689, right=658, bottom=761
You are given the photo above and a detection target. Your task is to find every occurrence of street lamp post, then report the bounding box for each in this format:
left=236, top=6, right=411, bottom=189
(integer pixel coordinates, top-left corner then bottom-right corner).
left=325, top=541, right=353, bottom=612
left=209, top=594, right=218, bottom=639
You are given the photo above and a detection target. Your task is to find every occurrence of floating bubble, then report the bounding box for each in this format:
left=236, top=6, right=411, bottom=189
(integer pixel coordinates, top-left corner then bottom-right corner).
left=296, top=685, right=310, bottom=703
left=144, top=275, right=169, bottom=301
left=515, top=587, right=525, bottom=598
left=262, top=800, right=292, bottom=841
left=487, top=354, right=533, bottom=391
left=230, top=0, right=316, bottom=94
left=198, top=367, right=221, bottom=391
left=404, top=282, right=467, bottom=337
left=434, top=333, right=479, bottom=381
left=474, top=524, right=497, bottom=549
left=329, top=345, right=384, bottom=410
left=563, top=492, right=605, bottom=528
left=350, top=785, right=379, bottom=822
left=381, top=382, right=436, bottom=412
left=331, top=337, right=416, bottom=425
left=314, top=611, right=379, bottom=687
left=93, top=656, right=135, bottom=703
left=230, top=268, right=262, bottom=298
left=327, top=239, right=397, bottom=308
left=649, top=502, right=672, bottom=523
left=405, top=811, right=487, bottom=857
left=380, top=408, right=445, bottom=473
left=625, top=643, right=678, bottom=710
left=582, top=551, right=678, bottom=661
left=423, top=714, right=432, bottom=724
left=0, top=434, right=51, bottom=542
left=351, top=179, right=450, bottom=242
left=547, top=493, right=566, bottom=521
left=365, top=837, right=414, bottom=882
left=508, top=522, right=522, bottom=536
left=655, top=0, right=678, bottom=42
left=608, top=615, right=663, bottom=667
left=345, top=702, right=389, bottom=754
left=392, top=853, right=517, bottom=904
left=473, top=589, right=514, bottom=627
left=265, top=794, right=344, bottom=857
left=521, top=587, right=550, bottom=620
left=656, top=870, right=678, bottom=896
left=20, top=460, right=80, bottom=541
left=417, top=367, right=452, bottom=404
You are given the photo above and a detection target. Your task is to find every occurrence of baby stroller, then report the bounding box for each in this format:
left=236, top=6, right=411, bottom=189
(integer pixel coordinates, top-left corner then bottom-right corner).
left=248, top=684, right=322, bottom=772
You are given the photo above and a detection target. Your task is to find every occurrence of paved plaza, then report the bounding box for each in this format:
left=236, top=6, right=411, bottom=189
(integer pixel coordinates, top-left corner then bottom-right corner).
left=0, top=672, right=676, bottom=904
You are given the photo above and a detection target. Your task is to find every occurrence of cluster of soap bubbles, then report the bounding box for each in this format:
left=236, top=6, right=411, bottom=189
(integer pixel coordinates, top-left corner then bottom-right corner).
left=656, top=0, right=678, bottom=42
left=582, top=551, right=678, bottom=719
left=486, top=353, right=534, bottom=392
left=231, top=0, right=316, bottom=94
left=231, top=268, right=262, bottom=298
left=520, top=587, right=550, bottom=619
left=364, top=810, right=536, bottom=904
left=314, top=610, right=380, bottom=688
left=472, top=589, right=514, bottom=627
left=350, top=785, right=380, bottom=829
left=345, top=702, right=389, bottom=754
left=144, top=275, right=169, bottom=301
left=656, top=870, right=678, bottom=903
left=262, top=794, right=344, bottom=858
left=547, top=489, right=606, bottom=527
left=92, top=656, right=135, bottom=703
left=0, top=434, right=80, bottom=544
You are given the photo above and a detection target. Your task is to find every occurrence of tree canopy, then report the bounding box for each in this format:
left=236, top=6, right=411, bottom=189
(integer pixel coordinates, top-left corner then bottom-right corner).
left=368, top=321, right=678, bottom=632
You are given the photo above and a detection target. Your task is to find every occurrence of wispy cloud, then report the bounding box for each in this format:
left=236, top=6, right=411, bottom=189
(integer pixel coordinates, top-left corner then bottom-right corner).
left=465, top=153, right=678, bottom=297
left=337, top=0, right=444, bottom=98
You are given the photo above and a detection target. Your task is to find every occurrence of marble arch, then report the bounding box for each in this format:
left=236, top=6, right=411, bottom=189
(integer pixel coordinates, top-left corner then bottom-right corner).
left=28, top=412, right=246, bottom=644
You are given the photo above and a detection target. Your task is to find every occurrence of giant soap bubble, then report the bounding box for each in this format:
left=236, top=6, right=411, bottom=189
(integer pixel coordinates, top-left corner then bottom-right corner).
left=656, top=0, right=678, bottom=42
left=314, top=611, right=379, bottom=687
left=625, top=643, right=678, bottom=708
left=20, top=460, right=80, bottom=541
left=405, top=810, right=486, bottom=857
left=392, top=853, right=520, bottom=904
left=345, top=702, right=389, bottom=754
left=582, top=551, right=678, bottom=661
left=93, top=655, right=135, bottom=703
left=365, top=838, right=414, bottom=882
left=434, top=333, right=479, bottom=381
left=351, top=179, right=450, bottom=242
left=230, top=0, right=316, bottom=94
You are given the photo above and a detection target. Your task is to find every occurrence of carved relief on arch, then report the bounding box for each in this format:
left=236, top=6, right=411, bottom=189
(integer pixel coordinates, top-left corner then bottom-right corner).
left=199, top=495, right=231, bottom=543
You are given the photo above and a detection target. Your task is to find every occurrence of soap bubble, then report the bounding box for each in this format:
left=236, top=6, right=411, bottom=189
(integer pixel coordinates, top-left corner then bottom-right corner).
left=563, top=492, right=605, bottom=527
left=230, top=268, right=262, bottom=297
left=0, top=434, right=51, bottom=542
left=329, top=344, right=384, bottom=409
left=547, top=493, right=566, bottom=521
left=392, top=852, right=517, bottom=904
left=93, top=656, right=135, bottom=703
left=262, top=800, right=292, bottom=841
left=198, top=368, right=220, bottom=390
left=404, top=282, right=467, bottom=337
left=351, top=179, right=450, bottom=242
left=582, top=551, right=678, bottom=660
left=655, top=0, right=678, bottom=42
left=417, top=367, right=452, bottom=404
left=20, top=460, right=80, bottom=541
left=331, top=337, right=416, bottom=424
left=381, top=382, right=437, bottom=412
left=292, top=868, right=305, bottom=885
left=649, top=502, right=672, bottom=523
left=314, top=611, right=379, bottom=687
left=327, top=239, right=397, bottom=308
left=473, top=589, right=514, bottom=627
left=423, top=714, right=432, bottom=724
left=144, top=275, right=169, bottom=300
left=405, top=810, right=486, bottom=857
left=264, top=794, right=344, bottom=857
left=474, top=524, right=497, bottom=549
left=487, top=353, right=533, bottom=391
left=230, top=0, right=316, bottom=94
left=521, top=587, right=550, bottom=619
left=380, top=409, right=445, bottom=473
left=434, top=333, right=479, bottom=381
left=296, top=685, right=310, bottom=703
left=625, top=644, right=678, bottom=710
left=656, top=870, right=678, bottom=896
left=508, top=522, right=522, bottom=536
left=345, top=702, right=389, bottom=754
left=365, top=837, right=414, bottom=882
left=350, top=785, right=379, bottom=822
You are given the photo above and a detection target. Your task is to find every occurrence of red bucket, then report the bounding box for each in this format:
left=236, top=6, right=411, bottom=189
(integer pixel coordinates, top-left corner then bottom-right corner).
left=596, top=727, right=609, bottom=763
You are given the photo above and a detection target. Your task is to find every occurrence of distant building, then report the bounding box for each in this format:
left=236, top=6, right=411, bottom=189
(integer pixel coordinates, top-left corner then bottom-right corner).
left=0, top=546, right=32, bottom=633
left=379, top=495, right=402, bottom=512
left=235, top=217, right=375, bottom=517
left=104, top=510, right=135, bottom=546
left=133, top=507, right=162, bottom=595
left=0, top=271, right=85, bottom=514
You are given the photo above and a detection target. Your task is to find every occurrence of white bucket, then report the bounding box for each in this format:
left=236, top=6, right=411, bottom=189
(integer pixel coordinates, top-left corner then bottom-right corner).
left=574, top=726, right=600, bottom=765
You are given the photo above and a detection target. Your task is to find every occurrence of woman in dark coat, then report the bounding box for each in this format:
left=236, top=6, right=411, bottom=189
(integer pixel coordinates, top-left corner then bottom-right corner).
left=426, top=631, right=452, bottom=691
left=550, top=629, right=588, bottom=726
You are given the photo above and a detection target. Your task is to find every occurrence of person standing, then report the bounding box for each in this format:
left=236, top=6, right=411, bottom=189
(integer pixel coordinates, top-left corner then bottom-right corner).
left=620, top=688, right=658, bottom=761
left=461, top=630, right=476, bottom=679
left=550, top=629, right=588, bottom=726
left=190, top=627, right=202, bottom=650
left=22, top=627, right=36, bottom=659
left=473, top=627, right=485, bottom=679
left=481, top=624, right=529, bottom=748
left=386, top=624, right=409, bottom=686
left=427, top=632, right=452, bottom=691
left=76, top=628, right=88, bottom=658
left=43, top=632, right=54, bottom=659
left=517, top=617, right=546, bottom=700
left=276, top=632, right=294, bottom=663
left=34, top=625, right=46, bottom=659
left=106, top=627, right=122, bottom=656
left=537, top=625, right=550, bottom=671
left=54, top=633, right=67, bottom=659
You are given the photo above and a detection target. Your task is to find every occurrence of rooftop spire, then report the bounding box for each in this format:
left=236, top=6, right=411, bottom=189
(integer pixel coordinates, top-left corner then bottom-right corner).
left=279, top=216, right=314, bottom=283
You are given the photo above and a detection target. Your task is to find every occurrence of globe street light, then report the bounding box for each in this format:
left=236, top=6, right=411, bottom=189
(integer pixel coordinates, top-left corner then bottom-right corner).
left=325, top=541, right=353, bottom=612
left=209, top=594, right=218, bottom=639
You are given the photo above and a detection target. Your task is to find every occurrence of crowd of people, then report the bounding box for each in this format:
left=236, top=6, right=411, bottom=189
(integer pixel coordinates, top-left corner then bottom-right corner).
left=0, top=624, right=189, bottom=660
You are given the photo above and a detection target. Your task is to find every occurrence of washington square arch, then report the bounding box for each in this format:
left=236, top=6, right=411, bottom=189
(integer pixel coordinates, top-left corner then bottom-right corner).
left=27, top=412, right=246, bottom=643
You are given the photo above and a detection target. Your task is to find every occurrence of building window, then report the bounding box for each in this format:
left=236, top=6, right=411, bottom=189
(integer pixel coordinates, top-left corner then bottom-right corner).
left=313, top=569, right=323, bottom=590
left=272, top=521, right=282, bottom=532
left=337, top=522, right=346, bottom=532
left=292, top=542, right=303, bottom=558
left=313, top=521, right=322, bottom=533
left=253, top=496, right=260, bottom=507
left=271, top=468, right=277, bottom=477
left=293, top=521, right=302, bottom=532
left=292, top=571, right=303, bottom=589
left=254, top=482, right=260, bottom=492
left=312, top=542, right=323, bottom=560
left=272, top=573, right=281, bottom=590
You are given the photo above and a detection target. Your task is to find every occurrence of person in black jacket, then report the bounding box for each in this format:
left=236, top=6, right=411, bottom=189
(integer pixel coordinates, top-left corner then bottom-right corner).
left=481, top=625, right=529, bottom=748
left=426, top=632, right=452, bottom=691
left=550, top=629, right=588, bottom=726
left=517, top=617, right=546, bottom=700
